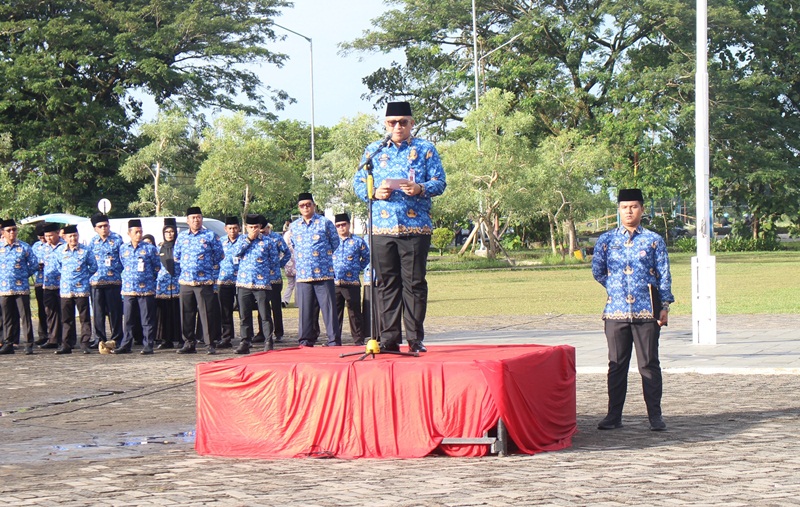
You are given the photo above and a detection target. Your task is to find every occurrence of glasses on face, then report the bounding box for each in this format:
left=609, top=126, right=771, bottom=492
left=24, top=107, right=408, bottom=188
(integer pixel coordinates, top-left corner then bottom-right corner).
left=335, top=223, right=348, bottom=228
left=298, top=202, right=314, bottom=208
left=4, top=227, right=17, bottom=233
left=95, top=224, right=110, bottom=228
left=386, top=119, right=411, bottom=127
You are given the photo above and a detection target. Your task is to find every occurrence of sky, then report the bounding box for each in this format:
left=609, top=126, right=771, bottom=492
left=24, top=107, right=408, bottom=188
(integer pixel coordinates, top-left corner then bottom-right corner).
left=263, top=0, right=400, bottom=126
left=137, top=0, right=399, bottom=127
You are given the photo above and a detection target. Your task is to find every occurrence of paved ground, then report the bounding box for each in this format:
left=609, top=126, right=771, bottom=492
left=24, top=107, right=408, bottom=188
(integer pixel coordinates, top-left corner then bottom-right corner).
left=1, top=314, right=799, bottom=506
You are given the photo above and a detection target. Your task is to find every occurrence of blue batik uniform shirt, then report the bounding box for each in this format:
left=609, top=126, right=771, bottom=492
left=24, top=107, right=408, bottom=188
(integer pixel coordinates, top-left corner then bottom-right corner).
left=89, top=232, right=124, bottom=286
left=0, top=239, right=38, bottom=295
left=120, top=242, right=160, bottom=296
left=353, top=136, right=446, bottom=236
left=333, top=235, right=369, bottom=286
left=592, top=225, right=674, bottom=321
left=41, top=241, right=65, bottom=290
left=266, top=231, right=291, bottom=285
left=218, top=234, right=243, bottom=286
left=289, top=214, right=339, bottom=283
left=55, top=244, right=98, bottom=298
left=33, top=240, right=47, bottom=287
left=173, top=228, right=224, bottom=286
left=231, top=234, right=275, bottom=290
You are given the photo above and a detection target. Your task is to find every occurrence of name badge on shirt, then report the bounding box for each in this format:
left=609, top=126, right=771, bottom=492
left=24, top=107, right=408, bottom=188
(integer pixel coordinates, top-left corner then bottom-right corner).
left=105, top=256, right=112, bottom=267
left=137, top=258, right=145, bottom=272
left=234, top=257, right=239, bottom=265
left=408, top=167, right=415, bottom=183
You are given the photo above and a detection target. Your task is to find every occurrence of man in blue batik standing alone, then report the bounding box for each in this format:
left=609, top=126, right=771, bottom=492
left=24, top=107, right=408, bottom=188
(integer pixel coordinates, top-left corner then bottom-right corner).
left=592, top=188, right=674, bottom=432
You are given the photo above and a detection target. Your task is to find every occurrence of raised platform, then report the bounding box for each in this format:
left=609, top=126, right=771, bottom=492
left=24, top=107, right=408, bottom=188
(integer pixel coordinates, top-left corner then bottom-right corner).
left=195, top=344, right=577, bottom=459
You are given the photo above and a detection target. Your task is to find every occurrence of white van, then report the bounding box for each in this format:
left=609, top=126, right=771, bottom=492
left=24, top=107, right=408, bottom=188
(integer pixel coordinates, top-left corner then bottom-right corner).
left=76, top=216, right=226, bottom=245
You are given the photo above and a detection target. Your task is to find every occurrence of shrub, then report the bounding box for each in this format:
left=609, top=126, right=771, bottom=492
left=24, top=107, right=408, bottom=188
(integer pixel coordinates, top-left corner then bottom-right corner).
left=431, top=227, right=456, bottom=255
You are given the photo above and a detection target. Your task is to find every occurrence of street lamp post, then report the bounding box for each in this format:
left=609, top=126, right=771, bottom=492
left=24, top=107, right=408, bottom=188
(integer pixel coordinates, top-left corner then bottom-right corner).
left=273, top=23, right=316, bottom=183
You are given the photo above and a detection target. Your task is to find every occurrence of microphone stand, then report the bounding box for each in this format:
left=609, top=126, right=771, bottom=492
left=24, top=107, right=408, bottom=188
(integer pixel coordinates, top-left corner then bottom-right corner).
left=340, top=137, right=418, bottom=360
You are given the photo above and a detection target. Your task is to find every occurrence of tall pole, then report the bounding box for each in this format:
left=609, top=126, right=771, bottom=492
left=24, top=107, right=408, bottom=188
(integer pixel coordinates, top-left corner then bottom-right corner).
left=273, top=24, right=316, bottom=183
left=692, top=0, right=717, bottom=344
left=471, top=0, right=480, bottom=149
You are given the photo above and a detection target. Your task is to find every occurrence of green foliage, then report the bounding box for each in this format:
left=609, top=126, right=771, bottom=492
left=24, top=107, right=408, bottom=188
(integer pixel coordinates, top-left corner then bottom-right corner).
left=674, top=237, right=697, bottom=253
left=196, top=114, right=303, bottom=218
left=431, top=227, right=455, bottom=255
left=311, top=114, right=382, bottom=218
left=675, top=236, right=783, bottom=253
left=500, top=234, right=523, bottom=251
left=119, top=109, right=202, bottom=216
left=0, top=0, right=290, bottom=218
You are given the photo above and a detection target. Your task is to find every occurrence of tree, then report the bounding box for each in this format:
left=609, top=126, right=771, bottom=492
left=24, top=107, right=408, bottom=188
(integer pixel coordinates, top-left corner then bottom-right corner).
left=344, top=0, right=681, bottom=141
left=525, top=130, right=612, bottom=254
left=119, top=109, right=202, bottom=216
left=438, top=89, right=537, bottom=259
left=195, top=114, right=303, bottom=218
left=0, top=0, right=291, bottom=216
left=311, top=114, right=382, bottom=217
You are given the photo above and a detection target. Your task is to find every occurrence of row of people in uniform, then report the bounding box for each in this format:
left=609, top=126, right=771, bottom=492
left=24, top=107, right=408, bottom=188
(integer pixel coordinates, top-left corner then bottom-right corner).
left=0, top=207, right=371, bottom=356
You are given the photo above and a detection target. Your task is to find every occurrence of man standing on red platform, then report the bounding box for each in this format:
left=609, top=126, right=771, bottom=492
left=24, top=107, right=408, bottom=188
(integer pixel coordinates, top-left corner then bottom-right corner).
left=591, top=188, right=673, bottom=432
left=353, top=101, right=446, bottom=353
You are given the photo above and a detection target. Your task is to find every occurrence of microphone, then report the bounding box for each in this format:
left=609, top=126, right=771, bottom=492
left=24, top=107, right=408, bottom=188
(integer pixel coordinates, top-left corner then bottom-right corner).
left=381, top=133, right=392, bottom=146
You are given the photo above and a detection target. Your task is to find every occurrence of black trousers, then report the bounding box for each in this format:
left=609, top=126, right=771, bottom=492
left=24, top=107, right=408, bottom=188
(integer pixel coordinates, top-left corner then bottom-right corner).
left=61, top=296, right=91, bottom=349
left=238, top=288, right=272, bottom=342
left=91, top=285, right=123, bottom=343
left=604, top=319, right=663, bottom=420
left=1, top=294, right=34, bottom=346
left=335, top=285, right=364, bottom=344
left=156, top=297, right=181, bottom=346
left=34, top=285, right=46, bottom=340
left=218, top=285, right=237, bottom=344
left=296, top=280, right=338, bottom=346
left=372, top=235, right=430, bottom=348
left=270, top=281, right=284, bottom=339
left=179, top=285, right=220, bottom=346
left=120, top=295, right=156, bottom=351
left=42, top=289, right=62, bottom=345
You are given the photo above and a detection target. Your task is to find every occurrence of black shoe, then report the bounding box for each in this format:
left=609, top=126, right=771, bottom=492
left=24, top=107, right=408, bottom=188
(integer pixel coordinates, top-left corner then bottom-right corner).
left=177, top=343, right=196, bottom=354
left=34, top=338, right=48, bottom=346
left=216, top=340, right=233, bottom=349
left=24, top=345, right=34, bottom=355
left=380, top=342, right=400, bottom=353
left=88, top=339, right=100, bottom=349
left=649, top=416, right=667, bottom=431
left=0, top=343, right=15, bottom=355
left=274, top=335, right=283, bottom=343
left=55, top=347, right=72, bottom=355
left=235, top=341, right=251, bottom=354
left=40, top=342, right=59, bottom=349
left=80, top=343, right=92, bottom=354
left=112, top=347, right=131, bottom=354
left=206, top=344, right=217, bottom=355
left=156, top=342, right=174, bottom=350
left=140, top=348, right=154, bottom=355
left=252, top=334, right=265, bottom=344
left=298, top=340, right=314, bottom=347
left=353, top=340, right=365, bottom=346
left=597, top=416, right=623, bottom=430
left=265, top=338, right=274, bottom=351
left=281, top=301, right=288, bottom=308
left=409, top=341, right=427, bottom=353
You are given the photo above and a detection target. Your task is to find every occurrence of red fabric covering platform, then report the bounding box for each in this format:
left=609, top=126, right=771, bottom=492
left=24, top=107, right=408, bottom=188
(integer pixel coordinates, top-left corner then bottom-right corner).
left=195, top=344, right=576, bottom=459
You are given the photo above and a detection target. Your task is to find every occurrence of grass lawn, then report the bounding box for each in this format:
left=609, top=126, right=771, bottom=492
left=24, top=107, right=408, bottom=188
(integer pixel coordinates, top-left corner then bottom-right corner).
left=426, top=251, right=800, bottom=317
